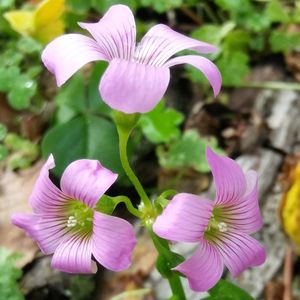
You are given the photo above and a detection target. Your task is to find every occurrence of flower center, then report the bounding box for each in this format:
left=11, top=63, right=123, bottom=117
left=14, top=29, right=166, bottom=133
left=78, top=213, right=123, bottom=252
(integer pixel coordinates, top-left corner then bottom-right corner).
left=204, top=207, right=228, bottom=241
left=66, top=201, right=93, bottom=233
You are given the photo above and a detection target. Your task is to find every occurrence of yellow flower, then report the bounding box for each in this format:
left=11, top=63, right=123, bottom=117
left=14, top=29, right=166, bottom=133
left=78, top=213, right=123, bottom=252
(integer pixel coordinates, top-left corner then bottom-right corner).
left=4, top=0, right=65, bottom=44
left=281, top=158, right=300, bottom=253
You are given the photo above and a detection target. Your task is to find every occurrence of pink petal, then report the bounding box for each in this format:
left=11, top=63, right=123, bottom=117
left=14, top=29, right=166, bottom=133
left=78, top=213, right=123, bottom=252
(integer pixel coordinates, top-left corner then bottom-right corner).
left=135, top=24, right=218, bottom=67
left=99, top=59, right=170, bottom=113
left=42, top=34, right=107, bottom=86
left=215, top=231, right=266, bottom=277
left=91, top=212, right=136, bottom=271
left=29, top=154, right=70, bottom=214
left=206, top=147, right=247, bottom=206
left=79, top=5, right=136, bottom=60
left=51, top=232, right=94, bottom=273
left=175, top=239, right=223, bottom=291
left=11, top=213, right=39, bottom=239
left=221, top=170, right=263, bottom=234
left=12, top=213, right=69, bottom=255
left=60, top=159, right=118, bottom=209
left=166, top=55, right=222, bottom=97
left=153, top=193, right=213, bottom=242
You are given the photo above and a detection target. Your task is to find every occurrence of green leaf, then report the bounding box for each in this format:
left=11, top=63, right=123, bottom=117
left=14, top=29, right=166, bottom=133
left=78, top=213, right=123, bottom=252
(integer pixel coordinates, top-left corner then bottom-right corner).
left=42, top=115, right=126, bottom=182
left=55, top=73, right=86, bottom=116
left=222, top=30, right=250, bottom=52
left=17, top=36, right=43, bottom=54
left=87, top=62, right=111, bottom=116
left=96, top=195, right=118, bottom=215
left=0, top=0, right=15, bottom=10
left=265, top=0, right=290, bottom=24
left=54, top=64, right=111, bottom=124
left=0, top=47, right=23, bottom=68
left=216, top=0, right=270, bottom=31
left=151, top=233, right=184, bottom=277
left=139, top=101, right=184, bottom=144
left=270, top=30, right=300, bottom=53
left=8, top=75, right=37, bottom=110
left=217, top=51, right=250, bottom=86
left=0, top=145, right=8, bottom=161
left=91, top=0, right=138, bottom=13
left=4, top=133, right=39, bottom=170
left=69, top=275, right=95, bottom=300
left=204, top=279, right=254, bottom=300
left=157, top=130, right=224, bottom=173
left=65, top=0, right=92, bottom=14
left=191, top=22, right=236, bottom=47
left=0, top=66, right=20, bottom=91
left=140, top=0, right=182, bottom=13
left=0, top=123, right=7, bottom=141
left=215, top=0, right=250, bottom=12
left=0, top=248, right=24, bottom=300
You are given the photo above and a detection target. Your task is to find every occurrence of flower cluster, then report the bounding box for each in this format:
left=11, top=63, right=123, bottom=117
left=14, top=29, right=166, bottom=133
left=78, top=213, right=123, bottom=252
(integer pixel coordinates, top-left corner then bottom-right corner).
left=12, top=3, right=266, bottom=295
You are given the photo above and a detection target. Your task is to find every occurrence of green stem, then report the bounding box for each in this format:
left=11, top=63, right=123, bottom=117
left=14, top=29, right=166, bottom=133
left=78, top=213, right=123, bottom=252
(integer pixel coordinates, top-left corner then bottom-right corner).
left=113, top=196, right=142, bottom=218
left=232, top=81, right=300, bottom=91
left=116, top=125, right=152, bottom=210
left=147, top=225, right=187, bottom=300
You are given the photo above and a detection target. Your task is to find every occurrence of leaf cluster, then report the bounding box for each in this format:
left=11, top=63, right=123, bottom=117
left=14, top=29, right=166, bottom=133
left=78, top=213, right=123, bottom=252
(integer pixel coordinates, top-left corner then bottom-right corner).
left=0, top=248, right=24, bottom=300
left=187, top=0, right=300, bottom=87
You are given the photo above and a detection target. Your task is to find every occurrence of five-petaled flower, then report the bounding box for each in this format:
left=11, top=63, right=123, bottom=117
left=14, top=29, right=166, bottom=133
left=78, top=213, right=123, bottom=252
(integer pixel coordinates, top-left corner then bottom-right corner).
left=12, top=155, right=136, bottom=273
left=42, top=4, right=221, bottom=114
left=153, top=147, right=266, bottom=292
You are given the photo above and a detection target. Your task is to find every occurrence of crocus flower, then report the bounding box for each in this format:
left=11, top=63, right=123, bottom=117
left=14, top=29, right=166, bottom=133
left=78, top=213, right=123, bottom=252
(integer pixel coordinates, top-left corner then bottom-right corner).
left=153, top=147, right=266, bottom=291
left=41, top=4, right=221, bottom=114
left=12, top=155, right=136, bottom=273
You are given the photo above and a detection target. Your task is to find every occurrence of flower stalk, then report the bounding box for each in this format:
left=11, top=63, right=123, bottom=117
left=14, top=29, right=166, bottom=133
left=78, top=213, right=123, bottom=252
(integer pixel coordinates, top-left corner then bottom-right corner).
left=147, top=224, right=187, bottom=300
left=113, top=110, right=187, bottom=299
left=113, top=111, right=152, bottom=211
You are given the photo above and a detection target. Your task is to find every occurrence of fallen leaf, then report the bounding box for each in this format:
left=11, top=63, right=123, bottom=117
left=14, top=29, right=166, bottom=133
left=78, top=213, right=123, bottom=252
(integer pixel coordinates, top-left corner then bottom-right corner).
left=279, top=153, right=300, bottom=254
left=0, top=160, right=43, bottom=267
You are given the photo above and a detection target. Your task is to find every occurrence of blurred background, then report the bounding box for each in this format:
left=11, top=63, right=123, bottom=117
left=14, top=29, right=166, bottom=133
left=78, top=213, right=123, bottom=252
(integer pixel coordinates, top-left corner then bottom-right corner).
left=0, top=0, right=300, bottom=299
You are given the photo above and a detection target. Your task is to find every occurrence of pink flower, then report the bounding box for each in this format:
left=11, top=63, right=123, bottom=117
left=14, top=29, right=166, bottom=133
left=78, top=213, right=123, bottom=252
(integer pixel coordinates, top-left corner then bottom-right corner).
left=41, top=5, right=221, bottom=114
left=153, top=147, right=266, bottom=292
left=12, top=155, right=136, bottom=273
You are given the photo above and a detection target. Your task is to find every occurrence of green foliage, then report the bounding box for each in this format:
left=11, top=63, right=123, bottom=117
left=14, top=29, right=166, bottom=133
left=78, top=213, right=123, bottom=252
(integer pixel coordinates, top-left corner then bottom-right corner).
left=4, top=133, right=39, bottom=169
left=265, top=0, right=289, bottom=24
left=204, top=279, right=254, bottom=300
left=0, top=123, right=7, bottom=141
left=157, top=130, right=224, bottom=173
left=187, top=0, right=300, bottom=88
left=150, top=231, right=185, bottom=277
left=42, top=115, right=124, bottom=180
left=0, top=0, right=15, bottom=10
left=66, top=0, right=138, bottom=14
left=0, top=124, right=8, bottom=161
left=68, top=275, right=95, bottom=300
left=270, top=30, right=300, bottom=53
left=217, top=51, right=250, bottom=86
left=0, top=248, right=24, bottom=300
left=0, top=144, right=8, bottom=161
left=0, top=38, right=41, bottom=110
left=42, top=63, right=127, bottom=182
left=96, top=195, right=118, bottom=214
left=188, top=22, right=251, bottom=86
left=140, top=0, right=182, bottom=13
left=139, top=101, right=184, bottom=144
